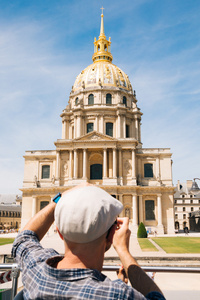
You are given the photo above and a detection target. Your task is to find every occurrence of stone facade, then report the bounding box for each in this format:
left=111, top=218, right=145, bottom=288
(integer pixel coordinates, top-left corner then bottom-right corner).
left=0, top=195, right=22, bottom=230
left=20, top=13, right=175, bottom=234
left=174, top=180, right=200, bottom=231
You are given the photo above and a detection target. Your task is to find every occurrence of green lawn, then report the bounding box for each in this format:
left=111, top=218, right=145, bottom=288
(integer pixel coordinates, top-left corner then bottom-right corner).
left=138, top=238, right=158, bottom=252
left=0, top=238, right=15, bottom=246
left=152, top=237, right=200, bottom=253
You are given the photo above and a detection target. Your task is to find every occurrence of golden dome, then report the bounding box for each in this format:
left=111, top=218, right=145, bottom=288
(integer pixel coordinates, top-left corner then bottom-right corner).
left=73, top=61, right=132, bottom=92
left=72, top=10, right=133, bottom=93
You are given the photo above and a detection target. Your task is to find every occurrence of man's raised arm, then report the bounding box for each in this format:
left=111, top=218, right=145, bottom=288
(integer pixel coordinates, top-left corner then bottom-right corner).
left=22, top=201, right=56, bottom=241
left=113, top=218, right=164, bottom=297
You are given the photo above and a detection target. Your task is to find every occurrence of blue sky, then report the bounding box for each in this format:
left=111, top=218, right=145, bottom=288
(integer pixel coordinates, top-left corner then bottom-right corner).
left=0, top=0, right=200, bottom=194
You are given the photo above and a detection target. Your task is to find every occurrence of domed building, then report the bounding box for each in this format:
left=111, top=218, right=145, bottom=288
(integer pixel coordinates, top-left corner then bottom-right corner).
left=21, top=13, right=175, bottom=234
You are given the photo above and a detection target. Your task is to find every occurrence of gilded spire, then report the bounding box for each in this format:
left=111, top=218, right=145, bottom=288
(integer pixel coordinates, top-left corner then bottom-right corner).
left=92, top=8, right=113, bottom=63
left=100, top=7, right=105, bottom=37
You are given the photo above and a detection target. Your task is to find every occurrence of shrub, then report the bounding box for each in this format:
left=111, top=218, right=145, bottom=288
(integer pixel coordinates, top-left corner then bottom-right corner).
left=137, top=222, right=147, bottom=238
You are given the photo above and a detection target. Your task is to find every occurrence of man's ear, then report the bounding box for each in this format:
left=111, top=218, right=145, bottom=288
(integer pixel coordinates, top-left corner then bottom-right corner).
left=56, top=226, right=64, bottom=240
left=106, top=224, right=116, bottom=244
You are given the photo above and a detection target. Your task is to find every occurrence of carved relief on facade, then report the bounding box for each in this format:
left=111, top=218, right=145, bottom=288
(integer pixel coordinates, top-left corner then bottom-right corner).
left=61, top=152, right=69, bottom=178
left=123, top=151, right=132, bottom=176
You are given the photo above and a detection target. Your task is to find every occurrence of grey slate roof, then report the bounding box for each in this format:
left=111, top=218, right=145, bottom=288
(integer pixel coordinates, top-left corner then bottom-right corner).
left=0, top=204, right=21, bottom=212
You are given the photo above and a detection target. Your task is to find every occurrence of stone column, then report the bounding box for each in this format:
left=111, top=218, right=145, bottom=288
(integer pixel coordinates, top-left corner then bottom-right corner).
left=117, top=114, right=121, bottom=138
left=73, top=149, right=78, bottom=179
left=138, top=120, right=141, bottom=142
left=131, top=149, right=136, bottom=185
left=156, top=157, right=160, bottom=181
left=157, top=195, right=162, bottom=226
left=113, top=148, right=117, bottom=178
left=76, top=115, right=82, bottom=137
left=95, top=115, right=99, bottom=132
left=56, top=151, right=60, bottom=184
left=118, top=194, right=123, bottom=217
left=69, top=150, right=73, bottom=179
left=118, top=148, right=123, bottom=185
left=103, top=148, right=107, bottom=178
left=132, top=194, right=138, bottom=226
left=123, top=115, right=126, bottom=138
left=135, top=116, right=138, bottom=140
left=139, top=195, right=143, bottom=223
left=62, top=120, right=66, bottom=139
left=157, top=194, right=164, bottom=234
left=74, top=116, right=77, bottom=138
left=101, top=115, right=104, bottom=134
left=32, top=197, right=37, bottom=217
left=83, top=149, right=87, bottom=179
left=108, top=150, right=112, bottom=178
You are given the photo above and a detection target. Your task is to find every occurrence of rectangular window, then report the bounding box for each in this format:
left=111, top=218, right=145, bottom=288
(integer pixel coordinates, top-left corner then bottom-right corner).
left=42, top=165, right=50, bottom=179
left=126, top=125, right=130, bottom=138
left=145, top=200, right=155, bottom=220
left=87, top=123, right=94, bottom=133
left=144, top=163, right=153, bottom=178
left=106, top=122, right=113, bottom=137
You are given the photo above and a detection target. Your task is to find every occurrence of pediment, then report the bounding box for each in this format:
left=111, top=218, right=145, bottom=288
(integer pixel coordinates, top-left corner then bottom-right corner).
left=74, top=131, right=116, bottom=142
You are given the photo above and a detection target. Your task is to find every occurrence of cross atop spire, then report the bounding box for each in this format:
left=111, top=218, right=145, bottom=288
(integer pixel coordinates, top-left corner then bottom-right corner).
left=92, top=9, right=113, bottom=63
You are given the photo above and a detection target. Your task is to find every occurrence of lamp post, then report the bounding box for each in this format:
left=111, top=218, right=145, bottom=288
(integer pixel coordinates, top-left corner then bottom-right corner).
left=190, top=178, right=200, bottom=192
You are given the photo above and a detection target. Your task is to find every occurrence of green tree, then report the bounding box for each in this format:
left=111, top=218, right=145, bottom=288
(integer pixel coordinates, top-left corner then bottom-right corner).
left=137, top=222, right=147, bottom=238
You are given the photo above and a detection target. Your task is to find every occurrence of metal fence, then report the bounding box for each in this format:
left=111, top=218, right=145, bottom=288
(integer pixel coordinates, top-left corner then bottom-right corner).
left=102, top=265, right=200, bottom=273
left=0, top=264, right=20, bottom=300
left=0, top=263, right=200, bottom=299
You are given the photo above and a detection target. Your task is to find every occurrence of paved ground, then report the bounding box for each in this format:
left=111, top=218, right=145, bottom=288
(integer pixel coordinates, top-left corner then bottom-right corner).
left=0, top=232, right=200, bottom=299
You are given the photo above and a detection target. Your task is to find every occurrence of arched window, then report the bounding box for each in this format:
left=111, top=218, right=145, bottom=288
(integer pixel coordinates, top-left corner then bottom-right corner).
left=40, top=201, right=49, bottom=210
left=90, top=164, right=102, bottom=180
left=106, top=122, right=113, bottom=137
left=144, top=163, right=153, bottom=178
left=75, top=97, right=79, bottom=105
left=106, top=93, right=112, bottom=105
left=87, top=123, right=94, bottom=133
left=88, top=94, right=94, bottom=105
left=42, top=165, right=50, bottom=179
left=123, top=96, right=127, bottom=106
left=145, top=200, right=155, bottom=220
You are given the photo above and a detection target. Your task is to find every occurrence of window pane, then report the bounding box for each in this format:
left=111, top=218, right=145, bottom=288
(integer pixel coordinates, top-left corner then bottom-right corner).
left=106, top=122, right=113, bottom=137
left=88, top=94, right=94, bottom=105
left=123, top=96, right=127, bottom=106
left=90, top=164, right=102, bottom=179
left=144, top=163, right=153, bottom=177
left=145, top=200, right=155, bottom=220
left=42, top=165, right=50, bottom=179
left=87, top=123, right=94, bottom=133
left=106, top=93, right=112, bottom=105
left=126, top=125, right=129, bottom=137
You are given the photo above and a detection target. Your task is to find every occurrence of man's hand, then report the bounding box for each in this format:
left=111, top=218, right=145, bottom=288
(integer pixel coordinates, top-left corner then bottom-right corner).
left=112, top=217, right=131, bottom=256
